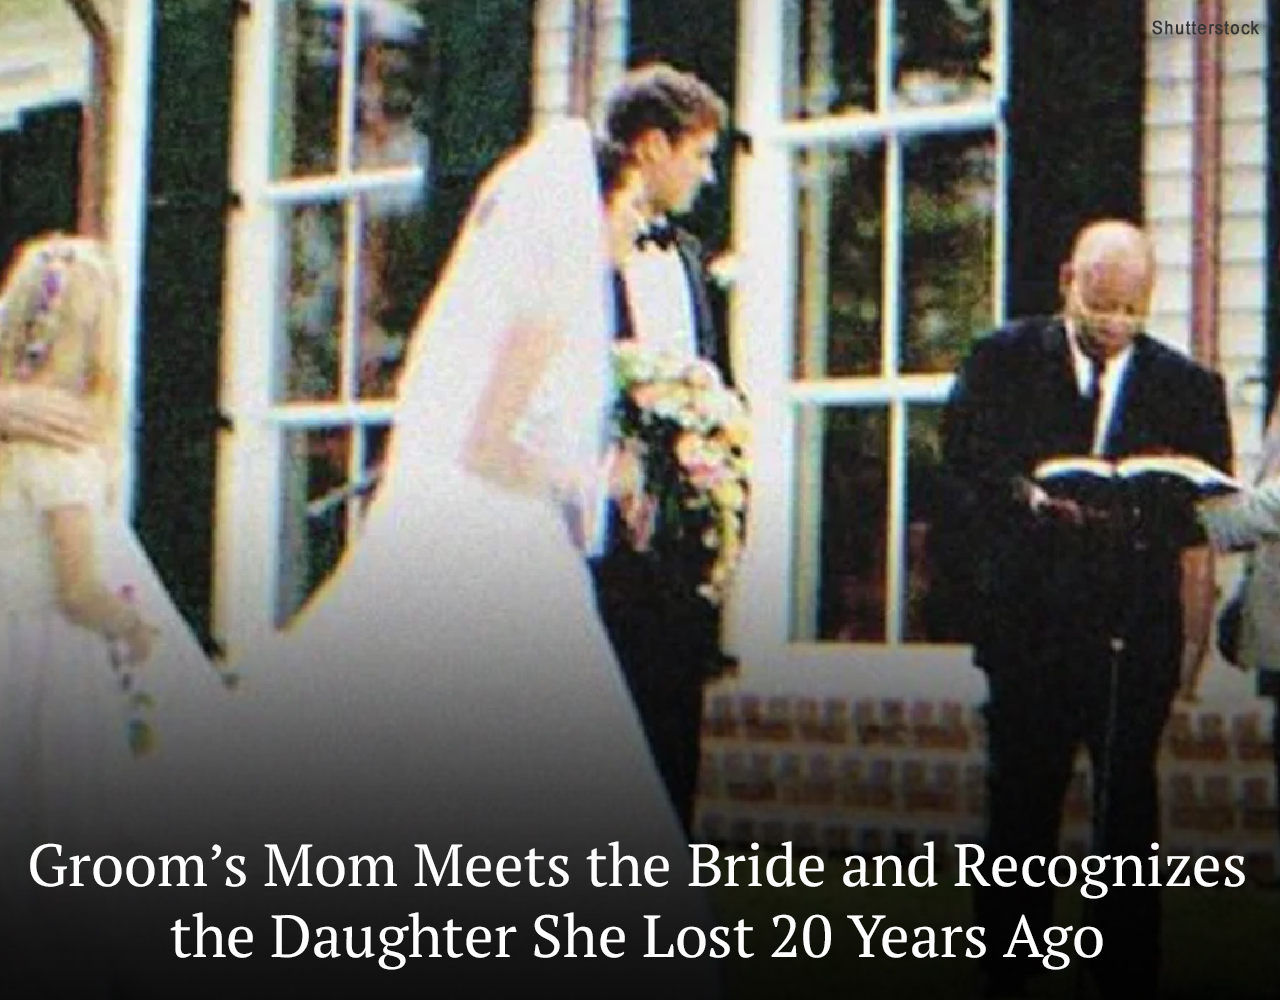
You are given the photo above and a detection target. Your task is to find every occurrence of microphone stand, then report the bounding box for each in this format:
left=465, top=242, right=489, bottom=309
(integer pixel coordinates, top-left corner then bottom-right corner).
left=1076, top=476, right=1164, bottom=1000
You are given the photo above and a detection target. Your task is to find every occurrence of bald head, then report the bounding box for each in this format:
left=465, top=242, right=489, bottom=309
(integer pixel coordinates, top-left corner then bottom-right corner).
left=1060, top=219, right=1155, bottom=358
left=1069, top=219, right=1155, bottom=280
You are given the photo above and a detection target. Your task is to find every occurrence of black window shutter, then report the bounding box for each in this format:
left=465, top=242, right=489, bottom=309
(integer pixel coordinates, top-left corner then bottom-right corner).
left=136, top=0, right=237, bottom=655
left=1004, top=0, right=1146, bottom=317
left=0, top=101, right=81, bottom=269
left=414, top=0, right=533, bottom=297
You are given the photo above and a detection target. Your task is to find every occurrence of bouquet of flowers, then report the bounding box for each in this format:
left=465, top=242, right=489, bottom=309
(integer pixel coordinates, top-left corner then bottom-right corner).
left=107, top=585, right=157, bottom=757
left=610, top=341, right=751, bottom=605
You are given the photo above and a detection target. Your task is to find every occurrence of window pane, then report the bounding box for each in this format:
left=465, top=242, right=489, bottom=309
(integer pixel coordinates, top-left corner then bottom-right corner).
left=274, top=1, right=344, bottom=177
left=784, top=0, right=877, bottom=118
left=355, top=24, right=431, bottom=174
left=274, top=0, right=430, bottom=179
left=792, top=405, right=888, bottom=642
left=277, top=424, right=352, bottom=626
left=794, top=144, right=885, bottom=379
left=894, top=0, right=995, bottom=108
left=904, top=404, right=948, bottom=643
left=354, top=185, right=431, bottom=399
left=279, top=190, right=429, bottom=403
left=359, top=422, right=393, bottom=515
left=900, top=130, right=997, bottom=374
left=276, top=422, right=391, bottom=626
left=281, top=201, right=346, bottom=402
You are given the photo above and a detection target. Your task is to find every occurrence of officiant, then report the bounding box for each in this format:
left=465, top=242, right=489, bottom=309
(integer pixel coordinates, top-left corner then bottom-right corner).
left=938, top=219, right=1233, bottom=999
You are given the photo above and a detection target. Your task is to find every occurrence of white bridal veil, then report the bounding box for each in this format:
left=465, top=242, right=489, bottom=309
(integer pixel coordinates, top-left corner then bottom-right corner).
left=386, top=116, right=615, bottom=554
left=94, top=117, right=724, bottom=1000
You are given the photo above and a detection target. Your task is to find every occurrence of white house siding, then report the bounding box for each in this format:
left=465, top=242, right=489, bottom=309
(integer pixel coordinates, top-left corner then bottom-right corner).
left=533, top=0, right=576, bottom=125
left=0, top=0, right=91, bottom=127
left=533, top=0, right=629, bottom=130
left=1145, top=0, right=1269, bottom=480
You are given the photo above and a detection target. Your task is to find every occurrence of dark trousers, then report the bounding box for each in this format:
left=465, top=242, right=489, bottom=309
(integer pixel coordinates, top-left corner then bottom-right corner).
left=977, top=629, right=1180, bottom=998
left=1262, top=674, right=1280, bottom=861
left=590, top=548, right=717, bottom=838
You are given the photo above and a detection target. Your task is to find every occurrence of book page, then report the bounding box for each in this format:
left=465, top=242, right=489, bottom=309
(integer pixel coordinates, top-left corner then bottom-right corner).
left=1115, top=454, right=1240, bottom=489
left=1033, top=456, right=1116, bottom=480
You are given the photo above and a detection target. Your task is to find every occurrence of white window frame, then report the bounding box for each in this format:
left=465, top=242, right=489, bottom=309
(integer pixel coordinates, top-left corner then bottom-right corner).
left=216, top=0, right=427, bottom=658
left=729, top=0, right=1008, bottom=697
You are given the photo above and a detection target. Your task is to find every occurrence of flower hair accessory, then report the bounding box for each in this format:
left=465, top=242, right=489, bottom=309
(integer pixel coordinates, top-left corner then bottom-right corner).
left=6, top=246, right=77, bottom=379
left=27, top=247, right=75, bottom=322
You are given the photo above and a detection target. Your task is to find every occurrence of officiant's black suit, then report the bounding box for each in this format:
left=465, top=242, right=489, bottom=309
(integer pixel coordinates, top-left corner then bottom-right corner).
left=591, top=226, right=736, bottom=839
left=940, top=316, right=1232, bottom=997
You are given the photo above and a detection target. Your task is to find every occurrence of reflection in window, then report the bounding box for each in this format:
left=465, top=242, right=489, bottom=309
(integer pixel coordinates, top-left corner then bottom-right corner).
left=794, top=133, right=996, bottom=381
left=791, top=404, right=951, bottom=644
left=278, top=424, right=352, bottom=625
left=794, top=145, right=885, bottom=380
left=277, top=422, right=392, bottom=625
left=792, top=406, right=888, bottom=643
left=276, top=2, right=342, bottom=177
left=903, top=405, right=948, bottom=643
left=272, top=0, right=435, bottom=623
left=785, top=0, right=876, bottom=118
left=784, top=0, right=994, bottom=119
left=274, top=0, right=431, bottom=180
left=894, top=0, right=994, bottom=108
left=281, top=201, right=346, bottom=402
left=901, top=131, right=996, bottom=374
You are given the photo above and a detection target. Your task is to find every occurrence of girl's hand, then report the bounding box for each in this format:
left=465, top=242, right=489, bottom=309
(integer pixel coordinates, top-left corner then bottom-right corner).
left=115, top=617, right=159, bottom=667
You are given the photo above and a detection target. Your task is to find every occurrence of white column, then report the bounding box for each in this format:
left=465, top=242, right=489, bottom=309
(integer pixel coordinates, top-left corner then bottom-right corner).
left=109, top=0, right=155, bottom=520
left=726, top=0, right=793, bottom=674
left=212, top=0, right=285, bottom=659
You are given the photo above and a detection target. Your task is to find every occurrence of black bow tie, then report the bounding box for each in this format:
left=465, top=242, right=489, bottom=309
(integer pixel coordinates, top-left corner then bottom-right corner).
left=635, top=220, right=676, bottom=251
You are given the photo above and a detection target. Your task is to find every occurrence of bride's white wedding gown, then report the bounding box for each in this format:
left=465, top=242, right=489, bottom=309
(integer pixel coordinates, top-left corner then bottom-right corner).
left=119, top=120, right=723, bottom=998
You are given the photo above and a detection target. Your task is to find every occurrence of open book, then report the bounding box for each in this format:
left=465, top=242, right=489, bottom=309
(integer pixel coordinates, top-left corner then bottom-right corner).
left=1034, top=454, right=1240, bottom=494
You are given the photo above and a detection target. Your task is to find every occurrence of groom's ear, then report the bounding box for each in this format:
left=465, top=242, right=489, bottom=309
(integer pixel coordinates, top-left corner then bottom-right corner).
left=632, top=128, right=672, bottom=167
left=1058, top=262, right=1075, bottom=300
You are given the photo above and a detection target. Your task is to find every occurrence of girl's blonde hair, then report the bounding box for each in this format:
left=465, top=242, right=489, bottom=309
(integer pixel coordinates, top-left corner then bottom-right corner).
left=0, top=232, right=124, bottom=502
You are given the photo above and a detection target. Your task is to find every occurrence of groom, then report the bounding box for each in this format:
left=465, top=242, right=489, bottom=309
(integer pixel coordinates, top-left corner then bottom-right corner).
left=590, top=63, right=738, bottom=839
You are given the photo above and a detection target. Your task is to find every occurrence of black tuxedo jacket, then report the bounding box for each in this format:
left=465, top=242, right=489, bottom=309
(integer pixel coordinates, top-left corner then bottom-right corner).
left=937, top=317, right=1233, bottom=663
left=671, top=228, right=735, bottom=386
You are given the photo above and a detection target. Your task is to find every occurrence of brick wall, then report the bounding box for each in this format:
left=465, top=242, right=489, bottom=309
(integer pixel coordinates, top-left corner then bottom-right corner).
left=697, top=692, right=1278, bottom=878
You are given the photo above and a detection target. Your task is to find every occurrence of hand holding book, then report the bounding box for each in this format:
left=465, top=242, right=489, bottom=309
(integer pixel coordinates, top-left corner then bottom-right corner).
left=1029, top=451, right=1238, bottom=541
left=1033, top=453, right=1240, bottom=495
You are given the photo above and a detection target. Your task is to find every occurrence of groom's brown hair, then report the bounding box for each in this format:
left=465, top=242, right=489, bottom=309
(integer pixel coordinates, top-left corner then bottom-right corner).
left=605, top=63, right=727, bottom=146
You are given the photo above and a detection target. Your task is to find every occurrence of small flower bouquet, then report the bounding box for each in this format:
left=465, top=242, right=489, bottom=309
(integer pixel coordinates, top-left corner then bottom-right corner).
left=107, top=584, right=156, bottom=757
left=611, top=341, right=752, bottom=605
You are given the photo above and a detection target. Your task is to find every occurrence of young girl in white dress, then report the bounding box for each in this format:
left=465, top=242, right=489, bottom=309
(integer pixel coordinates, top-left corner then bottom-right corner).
left=0, top=234, right=229, bottom=993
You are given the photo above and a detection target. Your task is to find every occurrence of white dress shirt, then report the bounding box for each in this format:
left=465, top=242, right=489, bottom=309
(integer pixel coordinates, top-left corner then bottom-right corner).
left=620, top=237, right=697, bottom=357
left=1065, top=323, right=1134, bottom=456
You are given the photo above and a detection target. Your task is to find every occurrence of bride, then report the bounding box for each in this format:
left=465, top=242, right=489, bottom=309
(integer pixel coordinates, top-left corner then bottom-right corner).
left=118, top=119, right=725, bottom=998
